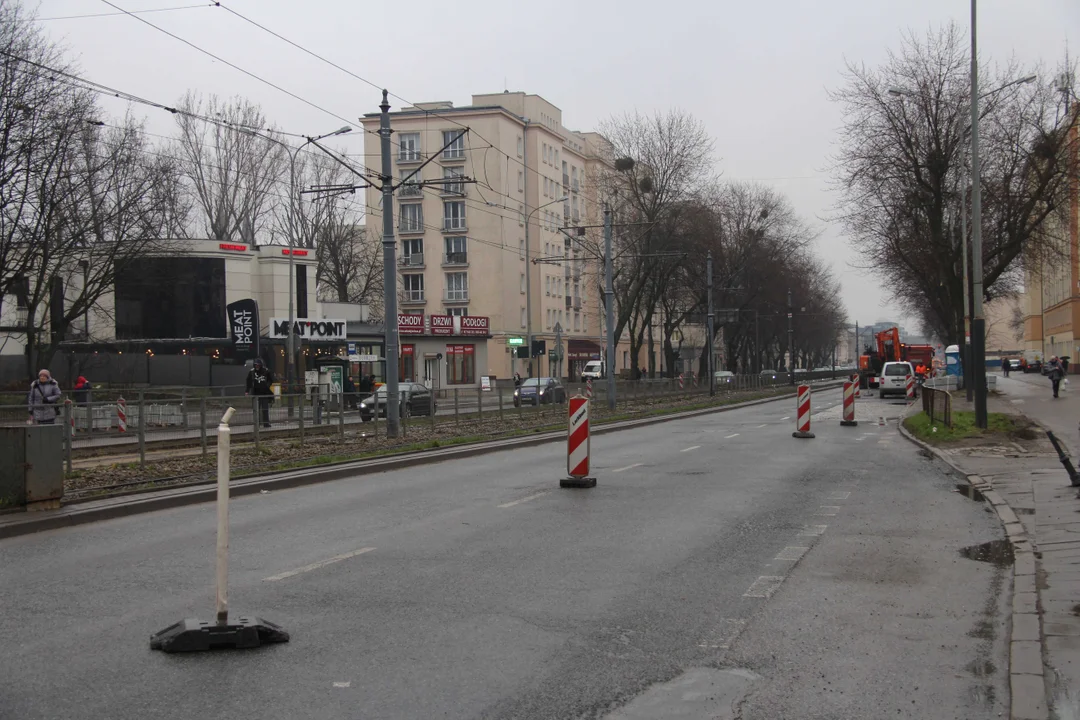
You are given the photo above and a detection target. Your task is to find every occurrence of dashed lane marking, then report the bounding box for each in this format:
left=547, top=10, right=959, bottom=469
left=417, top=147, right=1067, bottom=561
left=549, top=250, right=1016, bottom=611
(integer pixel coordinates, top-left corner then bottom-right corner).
left=756, top=424, right=768, bottom=428
left=797, top=524, right=828, bottom=537
left=774, top=546, right=809, bottom=561
left=264, top=547, right=376, bottom=582
left=611, top=463, right=643, bottom=473
left=744, top=576, right=786, bottom=598
left=781, top=416, right=791, bottom=420
left=828, top=491, right=851, bottom=500
left=724, top=433, right=740, bottom=439
left=816, top=506, right=840, bottom=516
left=498, top=491, right=551, bottom=508
left=697, top=619, right=747, bottom=650
left=332, top=682, right=351, bottom=688
left=682, top=445, right=701, bottom=452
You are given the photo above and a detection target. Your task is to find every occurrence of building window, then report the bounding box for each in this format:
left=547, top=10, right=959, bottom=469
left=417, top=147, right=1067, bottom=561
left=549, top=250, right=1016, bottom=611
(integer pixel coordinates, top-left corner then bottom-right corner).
left=444, top=236, right=467, bottom=264
left=545, top=276, right=550, bottom=295
left=443, top=201, right=466, bottom=230
left=446, top=344, right=475, bottom=385
left=442, top=130, right=464, bottom=159
left=574, top=312, right=580, bottom=331
left=402, top=237, right=423, bottom=266
left=518, top=204, right=525, bottom=227
left=446, top=271, right=468, bottom=301
left=442, top=166, right=464, bottom=195
left=520, top=273, right=526, bottom=293
left=399, top=203, right=424, bottom=233
left=398, top=133, right=421, bottom=162
left=399, top=168, right=423, bottom=196
left=446, top=306, right=468, bottom=317
left=519, top=237, right=525, bottom=259
left=521, top=307, right=527, bottom=328
left=542, top=143, right=548, bottom=164
left=403, top=274, right=424, bottom=302
left=518, top=171, right=524, bottom=193
left=517, top=136, right=523, bottom=157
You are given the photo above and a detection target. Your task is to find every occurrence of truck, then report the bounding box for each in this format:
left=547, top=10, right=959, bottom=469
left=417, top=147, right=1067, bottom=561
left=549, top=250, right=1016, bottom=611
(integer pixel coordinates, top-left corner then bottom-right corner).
left=857, top=327, right=935, bottom=389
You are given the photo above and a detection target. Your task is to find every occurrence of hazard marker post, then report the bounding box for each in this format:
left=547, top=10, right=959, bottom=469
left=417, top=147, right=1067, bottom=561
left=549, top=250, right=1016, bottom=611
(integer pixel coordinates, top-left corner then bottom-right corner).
left=116, top=396, right=127, bottom=433
left=792, top=384, right=815, bottom=439
left=905, top=373, right=916, bottom=401
left=678, top=374, right=684, bottom=390
left=561, top=395, right=596, bottom=489
left=841, top=381, right=858, bottom=427
left=850, top=373, right=861, bottom=399
left=150, top=406, right=289, bottom=652
left=585, top=377, right=593, bottom=399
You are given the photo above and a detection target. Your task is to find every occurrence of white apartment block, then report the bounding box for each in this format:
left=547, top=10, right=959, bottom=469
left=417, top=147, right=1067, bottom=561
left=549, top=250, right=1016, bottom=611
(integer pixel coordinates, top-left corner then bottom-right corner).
left=361, top=91, right=612, bottom=384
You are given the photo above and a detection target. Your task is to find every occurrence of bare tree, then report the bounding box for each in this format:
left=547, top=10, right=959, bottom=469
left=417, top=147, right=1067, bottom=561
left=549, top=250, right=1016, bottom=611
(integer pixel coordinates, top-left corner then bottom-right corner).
left=829, top=23, right=1077, bottom=343
left=174, top=92, right=286, bottom=245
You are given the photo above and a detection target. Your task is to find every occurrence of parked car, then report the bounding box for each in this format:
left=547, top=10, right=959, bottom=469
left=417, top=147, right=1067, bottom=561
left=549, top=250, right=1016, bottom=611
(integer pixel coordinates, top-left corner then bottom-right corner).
left=878, top=361, right=916, bottom=398
left=513, top=377, right=566, bottom=406
left=359, top=382, right=435, bottom=420
left=713, top=370, right=735, bottom=385
left=760, top=369, right=779, bottom=380
left=580, top=359, right=604, bottom=382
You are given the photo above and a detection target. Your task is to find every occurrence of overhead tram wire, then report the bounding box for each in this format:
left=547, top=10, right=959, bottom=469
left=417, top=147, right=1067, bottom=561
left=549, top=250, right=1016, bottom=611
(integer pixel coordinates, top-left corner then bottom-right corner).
left=40, top=4, right=217, bottom=22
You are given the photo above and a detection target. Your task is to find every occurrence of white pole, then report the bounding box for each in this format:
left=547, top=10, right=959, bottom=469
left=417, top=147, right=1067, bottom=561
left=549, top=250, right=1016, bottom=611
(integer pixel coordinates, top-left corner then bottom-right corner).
left=216, top=406, right=236, bottom=626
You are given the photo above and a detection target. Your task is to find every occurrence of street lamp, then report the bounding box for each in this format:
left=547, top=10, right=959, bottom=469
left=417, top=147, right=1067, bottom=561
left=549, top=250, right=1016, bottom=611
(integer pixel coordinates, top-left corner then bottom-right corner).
left=524, top=195, right=569, bottom=378
left=243, top=126, right=352, bottom=387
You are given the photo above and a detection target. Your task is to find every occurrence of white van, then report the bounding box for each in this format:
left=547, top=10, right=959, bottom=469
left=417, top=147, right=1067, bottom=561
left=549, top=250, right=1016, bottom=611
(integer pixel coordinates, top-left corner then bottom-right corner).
left=581, top=360, right=604, bottom=382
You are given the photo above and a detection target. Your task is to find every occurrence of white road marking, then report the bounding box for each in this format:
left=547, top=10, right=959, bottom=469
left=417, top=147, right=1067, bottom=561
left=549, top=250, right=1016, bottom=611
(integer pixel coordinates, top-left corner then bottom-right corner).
left=697, top=619, right=747, bottom=649
left=828, top=491, right=851, bottom=500
left=781, top=416, right=791, bottom=420
left=611, top=463, right=643, bottom=473
left=744, top=575, right=786, bottom=598
left=498, top=491, right=551, bottom=508
left=798, top=524, right=828, bottom=537
left=264, top=547, right=376, bottom=582
left=774, top=546, right=809, bottom=561
left=333, top=682, right=351, bottom=688
left=756, top=424, right=768, bottom=428
left=816, top=506, right=840, bottom=516
left=682, top=445, right=701, bottom=452
left=724, top=433, right=740, bottom=439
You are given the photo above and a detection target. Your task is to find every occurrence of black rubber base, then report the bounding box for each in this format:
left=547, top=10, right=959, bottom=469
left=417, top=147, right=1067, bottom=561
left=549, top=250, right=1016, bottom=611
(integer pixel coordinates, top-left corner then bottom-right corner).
left=560, top=476, right=597, bottom=489
left=150, top=616, right=290, bottom=653
left=792, top=431, right=816, bottom=439
left=840, top=420, right=858, bottom=427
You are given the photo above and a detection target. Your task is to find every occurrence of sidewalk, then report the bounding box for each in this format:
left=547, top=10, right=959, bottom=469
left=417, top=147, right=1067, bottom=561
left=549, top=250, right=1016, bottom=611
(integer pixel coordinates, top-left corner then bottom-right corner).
left=911, top=373, right=1080, bottom=719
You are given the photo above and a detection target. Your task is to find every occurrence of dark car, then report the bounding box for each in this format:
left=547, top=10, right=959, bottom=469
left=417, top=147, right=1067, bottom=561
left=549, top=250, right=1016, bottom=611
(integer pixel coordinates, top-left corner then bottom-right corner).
left=360, top=382, right=436, bottom=420
left=513, top=377, right=566, bottom=406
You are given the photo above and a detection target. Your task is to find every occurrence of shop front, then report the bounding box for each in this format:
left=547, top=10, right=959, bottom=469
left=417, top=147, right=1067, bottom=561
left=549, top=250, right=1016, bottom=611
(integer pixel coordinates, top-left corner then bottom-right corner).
left=567, top=338, right=603, bottom=381
left=398, top=313, right=491, bottom=391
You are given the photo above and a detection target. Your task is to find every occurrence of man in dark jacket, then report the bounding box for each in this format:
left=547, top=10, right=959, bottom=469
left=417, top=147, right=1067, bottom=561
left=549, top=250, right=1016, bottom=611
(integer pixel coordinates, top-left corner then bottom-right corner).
left=246, top=358, right=275, bottom=427
left=1047, top=356, right=1065, bottom=399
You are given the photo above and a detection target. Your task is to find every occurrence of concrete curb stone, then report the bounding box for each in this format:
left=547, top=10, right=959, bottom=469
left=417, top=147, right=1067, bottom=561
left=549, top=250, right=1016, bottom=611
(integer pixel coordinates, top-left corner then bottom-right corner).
left=897, top=413, right=1049, bottom=720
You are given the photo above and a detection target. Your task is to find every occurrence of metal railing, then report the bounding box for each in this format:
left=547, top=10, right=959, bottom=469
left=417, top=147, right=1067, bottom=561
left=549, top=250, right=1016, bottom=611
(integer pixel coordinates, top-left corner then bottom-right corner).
left=922, top=386, right=953, bottom=428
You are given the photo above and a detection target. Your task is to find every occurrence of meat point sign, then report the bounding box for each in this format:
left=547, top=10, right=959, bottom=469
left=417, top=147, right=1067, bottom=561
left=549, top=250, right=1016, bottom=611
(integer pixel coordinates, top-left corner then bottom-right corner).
left=269, top=318, right=346, bottom=341
left=227, top=299, right=260, bottom=360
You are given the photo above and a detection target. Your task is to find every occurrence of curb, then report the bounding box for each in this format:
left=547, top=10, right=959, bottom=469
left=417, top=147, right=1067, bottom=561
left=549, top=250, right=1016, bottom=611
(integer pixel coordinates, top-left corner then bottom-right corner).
left=897, top=416, right=1048, bottom=720
left=1, top=385, right=832, bottom=541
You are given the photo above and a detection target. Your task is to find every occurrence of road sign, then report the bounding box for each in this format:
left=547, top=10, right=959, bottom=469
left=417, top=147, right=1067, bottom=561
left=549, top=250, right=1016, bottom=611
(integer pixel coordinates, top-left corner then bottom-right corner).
left=507, top=337, right=525, bottom=346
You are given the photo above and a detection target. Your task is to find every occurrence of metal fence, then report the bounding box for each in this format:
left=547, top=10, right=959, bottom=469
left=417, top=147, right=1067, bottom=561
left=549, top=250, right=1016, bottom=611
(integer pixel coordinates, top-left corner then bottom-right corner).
left=921, top=386, right=953, bottom=428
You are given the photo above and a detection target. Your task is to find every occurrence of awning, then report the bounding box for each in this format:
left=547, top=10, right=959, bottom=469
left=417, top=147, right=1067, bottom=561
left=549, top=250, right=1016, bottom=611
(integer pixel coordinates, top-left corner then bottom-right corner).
left=567, top=339, right=602, bottom=361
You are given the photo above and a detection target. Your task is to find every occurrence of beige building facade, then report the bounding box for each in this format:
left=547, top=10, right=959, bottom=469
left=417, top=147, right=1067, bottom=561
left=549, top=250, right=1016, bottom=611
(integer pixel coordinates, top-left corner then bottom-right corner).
left=361, top=91, right=625, bottom=387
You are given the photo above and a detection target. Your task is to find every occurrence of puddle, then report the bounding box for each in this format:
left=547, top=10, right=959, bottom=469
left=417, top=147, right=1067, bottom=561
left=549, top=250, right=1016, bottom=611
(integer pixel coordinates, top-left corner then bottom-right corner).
left=1071, top=604, right=1080, bottom=617
left=955, top=483, right=986, bottom=501
left=959, top=539, right=1015, bottom=567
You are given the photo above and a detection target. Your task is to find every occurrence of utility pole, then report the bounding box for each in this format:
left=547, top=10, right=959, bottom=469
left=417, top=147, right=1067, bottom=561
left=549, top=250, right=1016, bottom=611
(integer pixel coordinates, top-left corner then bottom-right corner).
left=707, top=252, right=715, bottom=396
left=960, top=193, right=973, bottom=402
left=604, top=208, right=616, bottom=410
left=379, top=90, right=400, bottom=437
left=523, top=120, right=533, bottom=380
left=787, top=288, right=795, bottom=385
left=970, top=0, right=988, bottom=428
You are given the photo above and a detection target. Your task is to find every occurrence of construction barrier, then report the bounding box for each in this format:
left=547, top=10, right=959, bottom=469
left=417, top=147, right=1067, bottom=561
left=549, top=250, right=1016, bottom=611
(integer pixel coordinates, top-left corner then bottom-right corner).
left=678, top=374, right=685, bottom=390
left=561, top=395, right=596, bottom=488
left=585, top=378, right=593, bottom=399
left=793, top=384, right=815, bottom=439
left=117, top=396, right=127, bottom=433
left=841, top=381, right=858, bottom=427
left=906, top=373, right=916, bottom=401
left=850, top=373, right=861, bottom=398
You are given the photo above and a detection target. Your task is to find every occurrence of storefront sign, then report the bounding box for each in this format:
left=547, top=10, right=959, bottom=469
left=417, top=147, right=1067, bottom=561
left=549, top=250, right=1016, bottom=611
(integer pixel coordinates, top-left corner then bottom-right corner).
left=354, top=354, right=380, bottom=363
left=458, top=316, right=490, bottom=337
left=507, top=337, right=525, bottom=346
left=269, top=318, right=346, bottom=340
left=398, top=313, right=425, bottom=335
left=480, top=376, right=492, bottom=391
left=219, top=243, right=247, bottom=252
left=430, top=315, right=455, bottom=336
left=281, top=248, right=309, bottom=256
left=226, top=299, right=259, bottom=360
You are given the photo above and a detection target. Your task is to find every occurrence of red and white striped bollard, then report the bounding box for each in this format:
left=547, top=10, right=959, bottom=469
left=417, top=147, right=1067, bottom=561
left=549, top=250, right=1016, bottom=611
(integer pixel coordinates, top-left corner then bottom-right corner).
left=905, top=373, right=915, bottom=401
left=793, top=384, right=815, bottom=439
left=585, top=377, right=593, bottom=399
left=117, top=396, right=127, bottom=433
left=561, top=395, right=596, bottom=488
left=678, top=374, right=684, bottom=390
left=841, top=381, right=858, bottom=427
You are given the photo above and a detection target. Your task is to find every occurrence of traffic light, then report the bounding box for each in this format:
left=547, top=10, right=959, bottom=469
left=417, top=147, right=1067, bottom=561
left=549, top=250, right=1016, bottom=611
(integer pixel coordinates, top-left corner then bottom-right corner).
left=515, top=346, right=529, bottom=359
left=531, top=339, right=546, bottom=357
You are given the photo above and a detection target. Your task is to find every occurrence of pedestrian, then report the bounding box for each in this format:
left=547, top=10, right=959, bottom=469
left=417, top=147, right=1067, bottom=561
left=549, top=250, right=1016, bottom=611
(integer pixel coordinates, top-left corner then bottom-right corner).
left=72, top=375, right=92, bottom=405
left=514, top=372, right=522, bottom=388
left=27, top=369, right=61, bottom=425
left=1047, top=355, right=1065, bottom=399
left=344, top=373, right=358, bottom=410
left=1002, top=358, right=1010, bottom=378
left=245, top=357, right=275, bottom=428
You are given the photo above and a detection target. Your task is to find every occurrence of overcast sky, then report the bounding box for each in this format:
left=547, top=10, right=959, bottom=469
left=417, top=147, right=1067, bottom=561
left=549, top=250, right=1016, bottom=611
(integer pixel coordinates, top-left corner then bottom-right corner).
left=33, top=0, right=1078, bottom=330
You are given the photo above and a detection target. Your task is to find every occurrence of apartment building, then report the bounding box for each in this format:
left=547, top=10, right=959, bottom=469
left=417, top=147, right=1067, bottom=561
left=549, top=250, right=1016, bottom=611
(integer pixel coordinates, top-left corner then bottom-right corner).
left=361, top=91, right=611, bottom=389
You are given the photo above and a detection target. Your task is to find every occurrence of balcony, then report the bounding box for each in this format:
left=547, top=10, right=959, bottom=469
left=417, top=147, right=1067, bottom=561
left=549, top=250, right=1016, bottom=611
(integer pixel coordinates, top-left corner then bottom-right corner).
left=572, top=210, right=580, bottom=223
left=399, top=253, right=425, bottom=268
left=573, top=296, right=582, bottom=311
left=563, top=206, right=571, bottom=221
left=444, top=290, right=469, bottom=303
left=401, top=289, right=426, bottom=304
left=399, top=182, right=423, bottom=197
left=440, top=181, right=465, bottom=197
left=398, top=149, right=422, bottom=164
left=573, top=265, right=582, bottom=280
left=564, top=265, right=571, bottom=279
left=398, top=222, right=425, bottom=235
left=562, top=173, right=569, bottom=187
left=442, top=218, right=467, bottom=232
left=443, top=251, right=468, bottom=266
left=572, top=178, right=579, bottom=193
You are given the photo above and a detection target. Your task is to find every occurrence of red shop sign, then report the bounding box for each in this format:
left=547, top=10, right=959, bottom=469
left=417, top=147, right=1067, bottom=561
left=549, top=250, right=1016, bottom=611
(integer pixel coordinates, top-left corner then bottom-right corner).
left=398, top=313, right=425, bottom=335
left=430, top=315, right=454, bottom=336
left=402, top=345, right=415, bottom=355
left=459, top=316, right=490, bottom=336
left=282, top=248, right=309, bottom=257
left=219, top=243, right=247, bottom=252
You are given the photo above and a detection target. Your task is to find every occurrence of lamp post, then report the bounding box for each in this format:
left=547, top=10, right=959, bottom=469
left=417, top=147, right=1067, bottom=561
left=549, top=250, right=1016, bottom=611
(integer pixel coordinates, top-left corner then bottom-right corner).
left=525, top=195, right=569, bottom=378
left=243, top=126, right=352, bottom=388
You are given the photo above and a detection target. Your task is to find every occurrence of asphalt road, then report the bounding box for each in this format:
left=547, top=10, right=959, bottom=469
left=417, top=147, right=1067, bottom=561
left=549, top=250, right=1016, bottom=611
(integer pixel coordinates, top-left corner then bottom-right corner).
left=0, top=387, right=1008, bottom=719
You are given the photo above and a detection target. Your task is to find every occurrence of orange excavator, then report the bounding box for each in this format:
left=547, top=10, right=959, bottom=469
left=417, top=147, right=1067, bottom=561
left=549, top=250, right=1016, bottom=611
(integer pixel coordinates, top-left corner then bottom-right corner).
left=858, top=328, right=934, bottom=389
